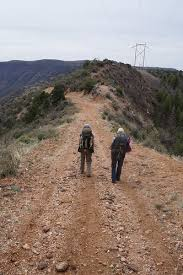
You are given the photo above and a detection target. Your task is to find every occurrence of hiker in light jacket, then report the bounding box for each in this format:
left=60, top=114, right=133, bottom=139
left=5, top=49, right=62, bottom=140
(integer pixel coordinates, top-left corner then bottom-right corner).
left=78, top=124, right=94, bottom=177
left=111, top=128, right=131, bottom=183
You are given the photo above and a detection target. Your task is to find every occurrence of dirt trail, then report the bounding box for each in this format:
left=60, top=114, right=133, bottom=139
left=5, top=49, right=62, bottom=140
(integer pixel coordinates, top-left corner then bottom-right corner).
left=0, top=92, right=183, bottom=275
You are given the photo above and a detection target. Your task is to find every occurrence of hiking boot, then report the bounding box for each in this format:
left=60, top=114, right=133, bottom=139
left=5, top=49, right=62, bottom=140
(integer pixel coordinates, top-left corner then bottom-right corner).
left=87, top=173, right=91, bottom=177
left=112, top=180, right=116, bottom=184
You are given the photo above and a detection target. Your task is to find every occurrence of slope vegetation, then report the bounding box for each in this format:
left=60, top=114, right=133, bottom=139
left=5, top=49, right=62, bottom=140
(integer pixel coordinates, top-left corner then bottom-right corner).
left=0, top=93, right=183, bottom=275
left=55, top=59, right=183, bottom=156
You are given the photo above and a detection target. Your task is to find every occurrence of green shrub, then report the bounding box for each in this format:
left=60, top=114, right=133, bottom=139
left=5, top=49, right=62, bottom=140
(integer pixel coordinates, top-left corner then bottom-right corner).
left=3, top=117, right=15, bottom=129
left=24, top=91, right=50, bottom=123
left=116, top=87, right=124, bottom=97
left=130, top=127, right=144, bottom=140
left=81, top=78, right=97, bottom=92
left=36, top=128, right=58, bottom=141
left=167, top=74, right=179, bottom=89
left=156, top=90, right=167, bottom=103
left=173, top=141, right=183, bottom=156
left=13, top=129, right=25, bottom=139
left=51, top=84, right=65, bottom=104
left=83, top=60, right=91, bottom=69
left=11, top=185, right=21, bottom=192
left=162, top=94, right=172, bottom=113
left=81, top=70, right=89, bottom=77
left=18, top=135, right=35, bottom=144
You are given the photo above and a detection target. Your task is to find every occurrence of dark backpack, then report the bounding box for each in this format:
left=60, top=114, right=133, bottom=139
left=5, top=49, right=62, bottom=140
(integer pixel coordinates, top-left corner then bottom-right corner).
left=78, top=128, right=94, bottom=152
left=111, top=133, right=128, bottom=155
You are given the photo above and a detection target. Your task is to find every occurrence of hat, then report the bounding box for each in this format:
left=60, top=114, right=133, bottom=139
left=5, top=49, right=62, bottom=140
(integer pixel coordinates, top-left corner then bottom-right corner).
left=117, top=127, right=124, bottom=134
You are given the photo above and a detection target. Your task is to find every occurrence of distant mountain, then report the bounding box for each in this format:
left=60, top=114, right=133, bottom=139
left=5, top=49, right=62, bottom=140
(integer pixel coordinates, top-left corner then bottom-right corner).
left=143, top=66, right=178, bottom=72
left=0, top=59, right=84, bottom=98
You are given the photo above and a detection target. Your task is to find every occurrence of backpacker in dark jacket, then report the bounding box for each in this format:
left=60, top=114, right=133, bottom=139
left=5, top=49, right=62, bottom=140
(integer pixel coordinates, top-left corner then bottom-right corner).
left=111, top=133, right=128, bottom=157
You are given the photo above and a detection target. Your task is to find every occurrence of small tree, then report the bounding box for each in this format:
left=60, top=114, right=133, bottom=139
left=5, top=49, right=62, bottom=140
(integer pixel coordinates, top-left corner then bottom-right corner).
left=24, top=91, right=50, bottom=123
left=168, top=74, right=179, bottom=89
left=83, top=60, right=90, bottom=69
left=51, top=84, right=65, bottom=104
left=163, top=94, right=172, bottom=113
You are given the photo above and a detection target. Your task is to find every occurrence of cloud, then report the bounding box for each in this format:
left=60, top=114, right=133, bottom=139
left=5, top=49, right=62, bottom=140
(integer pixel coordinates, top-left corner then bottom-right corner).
left=0, top=0, right=182, bottom=68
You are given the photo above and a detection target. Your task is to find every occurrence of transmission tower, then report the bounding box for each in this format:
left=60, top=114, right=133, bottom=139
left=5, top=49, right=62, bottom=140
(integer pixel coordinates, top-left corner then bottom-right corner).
left=132, top=43, right=148, bottom=68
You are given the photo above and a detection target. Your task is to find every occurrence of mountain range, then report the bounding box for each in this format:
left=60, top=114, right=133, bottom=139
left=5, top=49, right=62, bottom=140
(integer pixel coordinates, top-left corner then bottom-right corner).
left=0, top=59, right=84, bottom=99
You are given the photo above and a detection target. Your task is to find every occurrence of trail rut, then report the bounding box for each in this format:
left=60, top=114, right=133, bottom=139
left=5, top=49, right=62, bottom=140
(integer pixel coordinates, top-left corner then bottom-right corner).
left=0, top=92, right=183, bottom=275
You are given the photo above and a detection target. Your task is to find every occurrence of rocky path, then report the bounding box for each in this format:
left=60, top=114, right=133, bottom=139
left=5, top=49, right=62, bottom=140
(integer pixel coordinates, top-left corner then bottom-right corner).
left=0, top=92, right=183, bottom=274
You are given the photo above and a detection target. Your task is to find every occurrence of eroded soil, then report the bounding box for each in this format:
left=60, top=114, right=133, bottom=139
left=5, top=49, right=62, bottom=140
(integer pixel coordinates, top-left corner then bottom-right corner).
left=0, top=93, right=183, bottom=275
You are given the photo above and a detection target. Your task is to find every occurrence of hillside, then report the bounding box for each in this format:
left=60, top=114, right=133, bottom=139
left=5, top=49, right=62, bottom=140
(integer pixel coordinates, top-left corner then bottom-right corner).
left=0, top=59, right=84, bottom=99
left=147, top=67, right=183, bottom=155
left=0, top=92, right=183, bottom=274
left=1, top=59, right=183, bottom=157
left=53, top=59, right=183, bottom=156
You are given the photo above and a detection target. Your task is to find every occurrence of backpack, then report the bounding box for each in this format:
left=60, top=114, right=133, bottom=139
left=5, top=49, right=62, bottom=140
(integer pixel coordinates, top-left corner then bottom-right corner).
left=78, top=128, right=94, bottom=152
left=111, top=133, right=128, bottom=156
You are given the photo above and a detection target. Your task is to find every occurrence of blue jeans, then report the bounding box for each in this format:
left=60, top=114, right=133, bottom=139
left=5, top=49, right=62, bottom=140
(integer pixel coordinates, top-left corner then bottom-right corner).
left=111, top=152, right=125, bottom=182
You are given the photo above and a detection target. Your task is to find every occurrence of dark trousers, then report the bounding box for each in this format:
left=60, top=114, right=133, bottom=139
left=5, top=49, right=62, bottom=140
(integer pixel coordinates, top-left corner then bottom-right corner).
left=111, top=151, right=125, bottom=182
left=80, top=149, right=92, bottom=176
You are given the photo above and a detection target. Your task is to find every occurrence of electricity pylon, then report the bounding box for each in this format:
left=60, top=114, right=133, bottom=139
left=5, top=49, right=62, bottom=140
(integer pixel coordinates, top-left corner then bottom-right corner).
left=132, top=43, right=148, bottom=68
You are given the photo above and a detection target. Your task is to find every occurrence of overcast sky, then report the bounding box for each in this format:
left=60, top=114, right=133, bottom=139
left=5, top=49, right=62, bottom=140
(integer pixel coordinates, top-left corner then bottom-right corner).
left=0, top=0, right=182, bottom=69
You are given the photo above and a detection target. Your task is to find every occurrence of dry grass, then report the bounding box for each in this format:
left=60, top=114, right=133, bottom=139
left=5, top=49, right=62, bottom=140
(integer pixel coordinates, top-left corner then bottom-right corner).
left=0, top=141, right=20, bottom=178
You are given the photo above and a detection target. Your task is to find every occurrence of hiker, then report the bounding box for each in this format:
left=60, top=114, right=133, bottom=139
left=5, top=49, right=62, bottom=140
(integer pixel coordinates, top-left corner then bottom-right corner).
left=78, top=124, right=94, bottom=177
left=111, top=128, right=131, bottom=183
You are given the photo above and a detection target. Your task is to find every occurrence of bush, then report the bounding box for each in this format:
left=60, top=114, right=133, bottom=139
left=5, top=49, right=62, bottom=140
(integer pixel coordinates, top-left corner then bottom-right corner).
left=0, top=145, right=20, bottom=178
left=51, top=84, right=65, bottom=104
left=163, top=94, right=173, bottom=113
left=102, top=109, right=113, bottom=121
left=13, top=129, right=25, bottom=139
left=102, top=112, right=107, bottom=120
left=130, top=127, right=144, bottom=140
left=106, top=92, right=112, bottom=100
left=36, top=128, right=58, bottom=141
left=111, top=100, right=120, bottom=111
left=60, top=116, right=73, bottom=124
left=116, top=87, right=124, bottom=97
left=156, top=90, right=167, bottom=103
left=142, top=129, right=167, bottom=153
left=173, top=133, right=183, bottom=156
left=18, top=135, right=35, bottom=144
left=3, top=117, right=15, bottom=129
left=24, top=91, right=50, bottom=123
left=83, top=60, right=91, bottom=69
left=82, top=78, right=97, bottom=92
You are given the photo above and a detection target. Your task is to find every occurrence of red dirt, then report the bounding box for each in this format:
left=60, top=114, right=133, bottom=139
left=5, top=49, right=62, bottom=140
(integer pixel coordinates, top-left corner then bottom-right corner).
left=0, top=92, right=183, bottom=275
